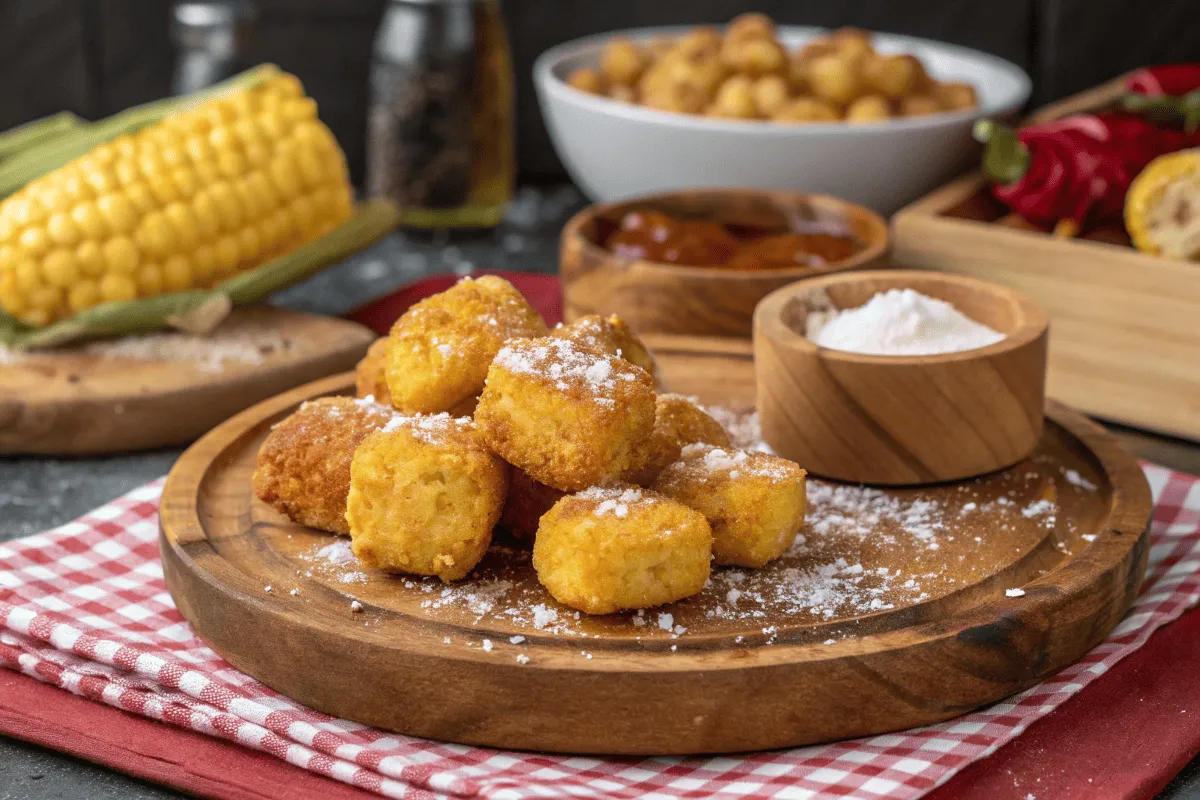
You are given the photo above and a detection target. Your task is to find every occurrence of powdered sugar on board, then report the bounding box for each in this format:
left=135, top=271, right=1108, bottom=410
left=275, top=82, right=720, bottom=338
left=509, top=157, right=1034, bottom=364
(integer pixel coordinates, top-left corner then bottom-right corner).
left=277, top=407, right=1108, bottom=644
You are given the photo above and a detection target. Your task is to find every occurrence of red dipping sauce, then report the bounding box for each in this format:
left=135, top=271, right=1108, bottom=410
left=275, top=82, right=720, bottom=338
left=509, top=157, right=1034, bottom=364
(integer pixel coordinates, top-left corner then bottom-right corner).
left=603, top=209, right=859, bottom=269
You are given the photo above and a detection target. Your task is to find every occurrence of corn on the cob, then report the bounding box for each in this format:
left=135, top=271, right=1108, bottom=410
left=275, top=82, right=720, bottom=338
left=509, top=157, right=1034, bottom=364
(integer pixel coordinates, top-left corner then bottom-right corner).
left=1125, top=148, right=1200, bottom=261
left=0, top=71, right=353, bottom=327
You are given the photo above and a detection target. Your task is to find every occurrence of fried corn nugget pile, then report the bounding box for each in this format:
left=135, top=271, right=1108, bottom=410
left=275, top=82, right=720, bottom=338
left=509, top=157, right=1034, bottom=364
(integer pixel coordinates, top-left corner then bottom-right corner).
left=533, top=486, right=712, bottom=614
left=257, top=275, right=810, bottom=614
left=567, top=14, right=978, bottom=124
left=346, top=414, right=508, bottom=581
left=383, top=275, right=547, bottom=413
left=253, top=396, right=399, bottom=535
left=551, top=314, right=665, bottom=390
left=474, top=336, right=656, bottom=492
left=654, top=443, right=807, bottom=568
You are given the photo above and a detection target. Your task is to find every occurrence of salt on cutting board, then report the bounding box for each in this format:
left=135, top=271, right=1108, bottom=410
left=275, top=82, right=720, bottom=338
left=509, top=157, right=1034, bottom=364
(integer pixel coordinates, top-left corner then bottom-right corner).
left=0, top=307, right=374, bottom=455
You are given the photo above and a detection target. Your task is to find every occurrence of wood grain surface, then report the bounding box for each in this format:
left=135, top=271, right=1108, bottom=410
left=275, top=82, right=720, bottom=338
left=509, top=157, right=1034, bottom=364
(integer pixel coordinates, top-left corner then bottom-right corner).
left=891, top=76, right=1200, bottom=444
left=559, top=190, right=888, bottom=338
left=754, top=270, right=1048, bottom=484
left=159, top=338, right=1151, bottom=755
left=0, top=308, right=374, bottom=456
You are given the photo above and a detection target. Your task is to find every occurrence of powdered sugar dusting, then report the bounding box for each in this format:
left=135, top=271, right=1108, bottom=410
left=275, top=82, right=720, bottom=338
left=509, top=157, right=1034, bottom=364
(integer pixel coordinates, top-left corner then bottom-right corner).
left=380, top=412, right=474, bottom=445
left=493, top=337, right=640, bottom=400
left=576, top=486, right=646, bottom=518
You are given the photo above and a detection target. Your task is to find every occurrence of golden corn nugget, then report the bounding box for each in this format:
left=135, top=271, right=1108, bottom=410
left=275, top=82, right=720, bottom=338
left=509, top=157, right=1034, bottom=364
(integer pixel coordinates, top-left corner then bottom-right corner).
left=346, top=414, right=509, bottom=581
left=629, top=393, right=731, bottom=486
left=533, top=486, right=712, bottom=614
left=253, top=397, right=399, bottom=535
left=499, top=467, right=566, bottom=540
left=551, top=313, right=665, bottom=389
left=654, top=443, right=806, bottom=568
left=355, top=338, right=392, bottom=405
left=474, top=337, right=656, bottom=492
left=384, top=275, right=547, bottom=413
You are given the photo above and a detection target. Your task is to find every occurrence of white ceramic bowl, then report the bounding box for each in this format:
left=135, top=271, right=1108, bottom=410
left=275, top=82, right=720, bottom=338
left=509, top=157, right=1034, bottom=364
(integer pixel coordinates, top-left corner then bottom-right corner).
left=534, top=26, right=1031, bottom=214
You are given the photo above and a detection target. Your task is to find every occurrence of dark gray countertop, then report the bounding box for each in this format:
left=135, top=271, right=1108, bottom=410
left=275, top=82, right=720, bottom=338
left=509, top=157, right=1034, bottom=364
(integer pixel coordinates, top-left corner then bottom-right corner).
left=2, top=184, right=1199, bottom=799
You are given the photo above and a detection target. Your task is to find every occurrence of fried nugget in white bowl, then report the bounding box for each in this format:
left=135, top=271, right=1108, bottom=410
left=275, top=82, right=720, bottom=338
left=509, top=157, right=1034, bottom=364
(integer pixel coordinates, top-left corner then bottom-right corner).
left=533, top=485, right=712, bottom=614
left=654, top=443, right=806, bottom=567
left=346, top=414, right=509, bottom=581
left=474, top=336, right=656, bottom=492
left=384, top=275, right=547, bottom=414
left=253, top=396, right=400, bottom=535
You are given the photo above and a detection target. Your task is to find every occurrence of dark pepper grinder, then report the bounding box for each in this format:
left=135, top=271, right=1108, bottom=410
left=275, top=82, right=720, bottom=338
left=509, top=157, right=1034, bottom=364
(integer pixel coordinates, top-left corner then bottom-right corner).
left=367, top=0, right=515, bottom=229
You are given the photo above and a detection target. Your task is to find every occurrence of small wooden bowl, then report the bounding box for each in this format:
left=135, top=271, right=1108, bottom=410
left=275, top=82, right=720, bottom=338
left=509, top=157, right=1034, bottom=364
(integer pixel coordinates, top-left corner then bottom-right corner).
left=559, top=189, right=888, bottom=338
left=754, top=270, right=1049, bottom=485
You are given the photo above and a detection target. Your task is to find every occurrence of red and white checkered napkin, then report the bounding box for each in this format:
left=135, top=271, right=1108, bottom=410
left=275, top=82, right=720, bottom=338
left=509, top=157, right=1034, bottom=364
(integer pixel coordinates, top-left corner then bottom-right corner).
left=1, top=467, right=1199, bottom=800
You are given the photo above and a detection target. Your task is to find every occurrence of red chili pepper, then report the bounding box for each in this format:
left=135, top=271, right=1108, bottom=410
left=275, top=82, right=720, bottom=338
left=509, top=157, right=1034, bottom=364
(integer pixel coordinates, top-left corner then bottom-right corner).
left=1120, top=64, right=1200, bottom=132
left=1125, top=64, right=1200, bottom=96
left=974, top=113, right=1200, bottom=230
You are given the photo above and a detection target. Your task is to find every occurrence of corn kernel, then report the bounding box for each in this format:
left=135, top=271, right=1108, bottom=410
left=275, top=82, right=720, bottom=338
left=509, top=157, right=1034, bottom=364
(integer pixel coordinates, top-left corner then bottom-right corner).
left=136, top=263, right=165, bottom=296
left=190, top=190, right=221, bottom=239
left=235, top=178, right=265, bottom=218
left=112, top=135, right=137, bottom=159
left=67, top=281, right=101, bottom=312
left=214, top=235, right=240, bottom=274
left=99, top=273, right=137, bottom=303
left=29, top=285, right=63, bottom=312
left=9, top=197, right=44, bottom=227
left=114, top=159, right=141, bottom=188
left=242, top=142, right=269, bottom=167
left=162, top=255, right=192, bottom=292
left=85, top=167, right=118, bottom=195
left=172, top=167, right=198, bottom=199
left=194, top=160, right=221, bottom=185
left=185, top=135, right=214, bottom=164
left=148, top=172, right=181, bottom=205
left=135, top=212, right=174, bottom=258
left=19, top=309, right=51, bottom=327
left=284, top=98, right=318, bottom=123
left=76, top=241, right=105, bottom=277
left=70, top=202, right=107, bottom=239
left=41, top=249, right=79, bottom=288
left=0, top=281, right=25, bottom=314
left=35, top=185, right=71, bottom=215
left=269, top=156, right=300, bottom=198
left=97, top=194, right=138, bottom=234
left=238, top=226, right=262, bottom=262
left=163, top=203, right=200, bottom=248
left=0, top=244, right=14, bottom=271
left=257, top=111, right=287, bottom=140
left=209, top=126, right=238, bottom=152
left=102, top=236, right=140, bottom=274
left=46, top=213, right=81, bottom=247
left=192, top=244, right=219, bottom=282
left=14, top=260, right=41, bottom=292
left=61, top=172, right=93, bottom=202
left=207, top=182, right=242, bottom=230
left=18, top=227, right=51, bottom=258
left=218, top=150, right=247, bottom=180
left=274, top=73, right=305, bottom=98
left=160, top=146, right=187, bottom=169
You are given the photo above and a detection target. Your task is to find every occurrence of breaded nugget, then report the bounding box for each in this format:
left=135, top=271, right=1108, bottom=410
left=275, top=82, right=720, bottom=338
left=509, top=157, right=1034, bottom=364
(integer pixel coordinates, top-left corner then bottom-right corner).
left=629, top=393, right=731, bottom=485
left=551, top=313, right=665, bottom=389
left=474, top=337, right=656, bottom=492
left=355, top=338, right=392, bottom=405
left=499, top=467, right=565, bottom=540
left=533, top=486, right=712, bottom=614
left=253, top=396, right=399, bottom=535
left=654, top=443, right=806, bottom=567
left=384, top=275, right=547, bottom=413
left=346, top=414, right=509, bottom=581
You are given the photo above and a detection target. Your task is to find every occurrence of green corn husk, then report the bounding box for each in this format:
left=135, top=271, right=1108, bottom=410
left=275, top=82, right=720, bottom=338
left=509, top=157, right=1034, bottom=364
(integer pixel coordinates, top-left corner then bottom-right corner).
left=0, top=65, right=280, bottom=198
left=0, top=198, right=401, bottom=351
left=0, top=112, right=88, bottom=162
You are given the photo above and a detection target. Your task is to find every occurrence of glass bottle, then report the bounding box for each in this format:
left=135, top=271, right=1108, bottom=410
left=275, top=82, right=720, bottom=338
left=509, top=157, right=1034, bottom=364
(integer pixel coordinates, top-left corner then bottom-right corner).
left=367, top=0, right=515, bottom=229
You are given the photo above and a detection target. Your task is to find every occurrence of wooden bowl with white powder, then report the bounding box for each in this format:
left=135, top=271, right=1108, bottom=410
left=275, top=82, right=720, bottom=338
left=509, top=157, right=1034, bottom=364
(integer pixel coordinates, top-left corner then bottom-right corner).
left=754, top=269, right=1048, bottom=485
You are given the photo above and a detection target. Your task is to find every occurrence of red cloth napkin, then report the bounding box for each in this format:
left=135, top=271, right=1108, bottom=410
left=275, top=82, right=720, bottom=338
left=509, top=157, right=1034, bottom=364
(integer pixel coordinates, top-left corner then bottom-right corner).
left=1, top=272, right=1199, bottom=800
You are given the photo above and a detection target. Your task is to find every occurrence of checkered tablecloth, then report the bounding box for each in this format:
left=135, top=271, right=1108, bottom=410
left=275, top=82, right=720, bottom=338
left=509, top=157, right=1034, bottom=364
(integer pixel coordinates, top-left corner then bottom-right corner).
left=0, top=465, right=1197, bottom=800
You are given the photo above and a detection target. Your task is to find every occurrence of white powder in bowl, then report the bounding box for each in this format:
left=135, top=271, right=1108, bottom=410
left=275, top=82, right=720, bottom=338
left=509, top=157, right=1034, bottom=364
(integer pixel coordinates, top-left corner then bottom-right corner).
left=806, top=288, right=1005, bottom=356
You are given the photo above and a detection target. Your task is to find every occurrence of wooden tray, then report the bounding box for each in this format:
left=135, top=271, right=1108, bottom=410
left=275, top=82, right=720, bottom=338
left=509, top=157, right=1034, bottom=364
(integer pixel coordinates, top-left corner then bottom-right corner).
left=891, top=76, right=1200, bottom=442
left=160, top=336, right=1152, bottom=755
left=0, top=308, right=374, bottom=456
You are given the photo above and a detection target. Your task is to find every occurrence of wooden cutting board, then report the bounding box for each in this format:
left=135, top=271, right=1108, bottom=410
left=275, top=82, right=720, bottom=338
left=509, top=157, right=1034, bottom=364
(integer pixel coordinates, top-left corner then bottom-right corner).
left=159, top=335, right=1152, bottom=755
left=0, top=307, right=374, bottom=456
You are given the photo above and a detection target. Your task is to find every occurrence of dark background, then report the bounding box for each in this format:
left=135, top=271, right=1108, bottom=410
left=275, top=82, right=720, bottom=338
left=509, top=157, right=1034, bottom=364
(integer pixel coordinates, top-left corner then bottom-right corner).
left=3, top=0, right=1199, bottom=186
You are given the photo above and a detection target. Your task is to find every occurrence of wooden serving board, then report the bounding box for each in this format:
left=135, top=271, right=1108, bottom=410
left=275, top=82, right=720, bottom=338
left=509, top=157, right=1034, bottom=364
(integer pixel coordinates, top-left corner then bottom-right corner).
left=160, top=336, right=1152, bottom=755
left=0, top=308, right=374, bottom=456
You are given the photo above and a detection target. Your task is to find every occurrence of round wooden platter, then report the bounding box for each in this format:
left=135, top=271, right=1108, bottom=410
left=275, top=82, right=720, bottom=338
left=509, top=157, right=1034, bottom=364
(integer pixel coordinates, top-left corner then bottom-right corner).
left=0, top=307, right=374, bottom=456
left=160, top=335, right=1152, bottom=756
